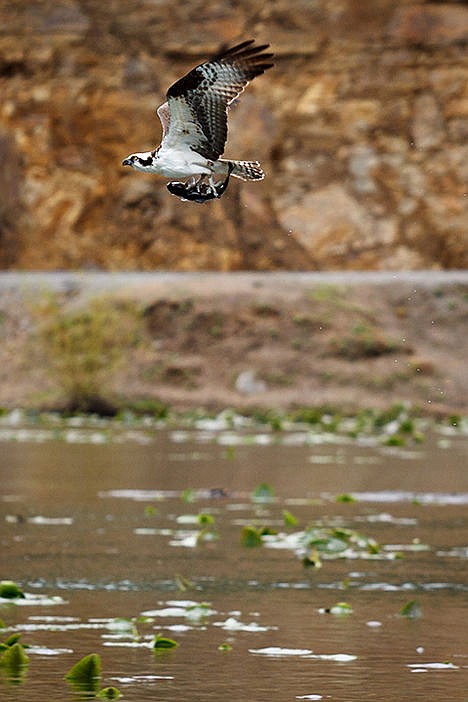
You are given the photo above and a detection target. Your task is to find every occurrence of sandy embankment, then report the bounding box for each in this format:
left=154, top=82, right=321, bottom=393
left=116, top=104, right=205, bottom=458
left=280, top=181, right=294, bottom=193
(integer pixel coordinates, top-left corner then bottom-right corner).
left=0, top=271, right=466, bottom=416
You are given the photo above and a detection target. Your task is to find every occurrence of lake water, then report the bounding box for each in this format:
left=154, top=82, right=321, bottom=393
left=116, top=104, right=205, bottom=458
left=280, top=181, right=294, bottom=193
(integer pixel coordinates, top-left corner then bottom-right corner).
left=1, top=414, right=467, bottom=701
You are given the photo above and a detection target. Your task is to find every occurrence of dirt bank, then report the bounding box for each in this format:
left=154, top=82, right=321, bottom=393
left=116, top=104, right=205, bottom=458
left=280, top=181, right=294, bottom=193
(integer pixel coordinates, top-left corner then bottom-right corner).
left=0, top=272, right=466, bottom=416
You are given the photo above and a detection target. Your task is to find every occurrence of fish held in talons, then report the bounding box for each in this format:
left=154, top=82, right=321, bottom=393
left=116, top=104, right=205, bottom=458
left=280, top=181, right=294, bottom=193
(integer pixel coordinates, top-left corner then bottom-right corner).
left=167, top=165, right=233, bottom=203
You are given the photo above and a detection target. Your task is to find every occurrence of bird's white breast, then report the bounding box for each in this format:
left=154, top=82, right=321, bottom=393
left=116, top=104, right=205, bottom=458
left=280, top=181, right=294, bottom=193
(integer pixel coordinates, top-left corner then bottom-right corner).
left=155, top=146, right=213, bottom=179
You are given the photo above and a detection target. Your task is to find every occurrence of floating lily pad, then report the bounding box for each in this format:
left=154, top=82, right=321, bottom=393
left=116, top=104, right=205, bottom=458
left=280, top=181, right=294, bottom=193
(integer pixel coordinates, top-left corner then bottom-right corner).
left=301, top=526, right=381, bottom=557
left=0, top=581, right=25, bottom=599
left=153, top=635, right=179, bottom=650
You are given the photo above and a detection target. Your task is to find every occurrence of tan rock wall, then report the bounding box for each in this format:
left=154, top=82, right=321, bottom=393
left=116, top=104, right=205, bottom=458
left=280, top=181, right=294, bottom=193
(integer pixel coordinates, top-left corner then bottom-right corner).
left=0, top=1, right=467, bottom=270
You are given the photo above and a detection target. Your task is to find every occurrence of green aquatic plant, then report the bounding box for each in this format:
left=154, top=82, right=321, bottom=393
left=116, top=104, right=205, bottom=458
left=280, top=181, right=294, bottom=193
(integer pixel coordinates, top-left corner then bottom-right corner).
left=218, top=642, right=233, bottom=652
left=248, top=408, right=283, bottom=431
left=65, top=653, right=122, bottom=697
left=241, top=525, right=263, bottom=547
left=175, top=573, right=194, bottom=591
left=197, top=512, right=215, bottom=526
left=196, top=527, right=219, bottom=545
left=400, top=599, right=422, bottom=619
left=0, top=633, right=25, bottom=650
left=120, top=398, right=169, bottom=419
left=224, top=445, right=236, bottom=460
left=302, top=527, right=348, bottom=554
left=372, top=403, right=409, bottom=427
left=289, top=406, right=339, bottom=425
left=0, top=642, right=30, bottom=683
left=251, top=483, right=275, bottom=503
left=185, top=603, right=214, bottom=620
left=181, top=488, right=195, bottom=503
left=448, top=414, right=461, bottom=428
left=336, top=493, right=357, bottom=503
left=298, top=525, right=380, bottom=561
left=97, top=686, right=122, bottom=699
left=331, top=527, right=379, bottom=554
left=65, top=653, right=101, bottom=692
left=268, top=412, right=283, bottom=431
left=0, top=404, right=442, bottom=444
left=282, top=509, right=299, bottom=527
left=240, top=524, right=276, bottom=547
left=384, top=435, right=406, bottom=447
left=0, top=581, right=25, bottom=599
left=153, top=634, right=179, bottom=650
left=109, top=617, right=140, bottom=639
left=302, top=548, right=322, bottom=569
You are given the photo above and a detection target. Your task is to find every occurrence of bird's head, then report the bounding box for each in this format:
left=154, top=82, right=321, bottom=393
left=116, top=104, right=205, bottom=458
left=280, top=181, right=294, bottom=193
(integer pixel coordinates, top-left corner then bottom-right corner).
left=122, top=154, right=139, bottom=168
left=122, top=151, right=156, bottom=172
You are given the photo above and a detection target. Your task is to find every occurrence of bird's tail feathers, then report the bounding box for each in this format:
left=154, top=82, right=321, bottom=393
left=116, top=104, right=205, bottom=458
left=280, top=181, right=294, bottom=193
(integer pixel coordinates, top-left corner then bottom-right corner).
left=220, top=159, right=264, bottom=181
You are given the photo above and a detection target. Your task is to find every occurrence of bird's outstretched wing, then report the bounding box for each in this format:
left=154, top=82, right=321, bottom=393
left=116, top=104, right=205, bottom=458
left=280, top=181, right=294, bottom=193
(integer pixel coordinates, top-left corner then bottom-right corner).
left=158, top=40, right=274, bottom=161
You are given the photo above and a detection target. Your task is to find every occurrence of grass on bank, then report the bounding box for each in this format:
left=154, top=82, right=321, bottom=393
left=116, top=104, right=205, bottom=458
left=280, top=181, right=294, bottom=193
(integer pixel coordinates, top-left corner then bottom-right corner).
left=35, top=296, right=142, bottom=414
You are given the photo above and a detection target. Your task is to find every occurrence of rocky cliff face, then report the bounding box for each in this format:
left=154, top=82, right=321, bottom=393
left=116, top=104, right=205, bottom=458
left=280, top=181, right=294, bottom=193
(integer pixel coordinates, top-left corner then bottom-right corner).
left=1, top=1, right=467, bottom=270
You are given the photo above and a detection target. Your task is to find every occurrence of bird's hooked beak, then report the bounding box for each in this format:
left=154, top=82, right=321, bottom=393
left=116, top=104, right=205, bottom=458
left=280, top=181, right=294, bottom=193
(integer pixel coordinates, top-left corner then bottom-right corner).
left=122, top=158, right=133, bottom=167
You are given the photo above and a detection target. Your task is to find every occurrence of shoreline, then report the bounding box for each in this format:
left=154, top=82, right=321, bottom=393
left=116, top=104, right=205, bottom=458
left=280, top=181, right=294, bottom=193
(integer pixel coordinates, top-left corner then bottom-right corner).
left=0, top=271, right=466, bottom=417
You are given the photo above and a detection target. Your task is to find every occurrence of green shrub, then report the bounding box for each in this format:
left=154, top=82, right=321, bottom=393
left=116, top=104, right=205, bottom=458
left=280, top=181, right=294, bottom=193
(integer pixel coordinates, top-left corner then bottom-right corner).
left=37, top=296, right=141, bottom=412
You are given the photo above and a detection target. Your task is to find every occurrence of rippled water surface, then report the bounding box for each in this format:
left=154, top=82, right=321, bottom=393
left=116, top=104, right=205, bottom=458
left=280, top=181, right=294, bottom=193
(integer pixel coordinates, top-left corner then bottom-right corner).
left=1, top=416, right=467, bottom=701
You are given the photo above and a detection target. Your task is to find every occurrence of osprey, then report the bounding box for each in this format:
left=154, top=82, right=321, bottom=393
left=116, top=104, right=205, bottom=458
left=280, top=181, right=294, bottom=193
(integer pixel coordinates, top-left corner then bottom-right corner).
left=122, top=40, right=274, bottom=202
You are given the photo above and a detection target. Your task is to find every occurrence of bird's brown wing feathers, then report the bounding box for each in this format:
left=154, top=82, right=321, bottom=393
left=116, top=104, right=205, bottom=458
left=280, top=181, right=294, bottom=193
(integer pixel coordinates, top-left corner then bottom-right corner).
left=162, top=40, right=274, bottom=160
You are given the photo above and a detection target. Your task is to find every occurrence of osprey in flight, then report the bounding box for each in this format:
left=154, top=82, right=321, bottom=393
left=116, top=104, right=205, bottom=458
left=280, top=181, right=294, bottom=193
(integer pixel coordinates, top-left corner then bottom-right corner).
left=122, top=40, right=274, bottom=202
